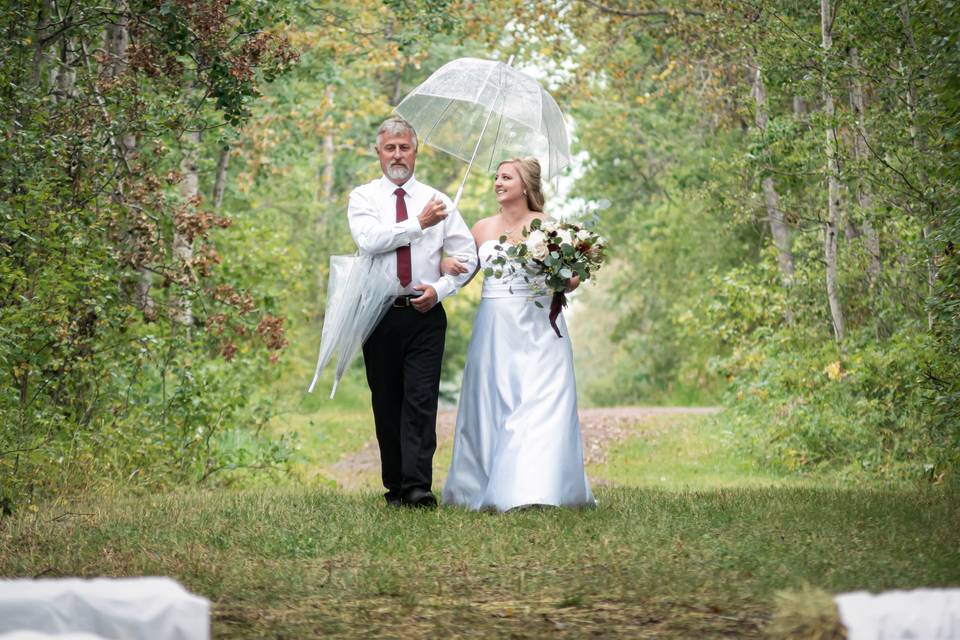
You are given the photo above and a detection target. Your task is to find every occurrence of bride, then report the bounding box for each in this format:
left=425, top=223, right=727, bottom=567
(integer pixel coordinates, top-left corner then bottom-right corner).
left=440, top=157, right=595, bottom=511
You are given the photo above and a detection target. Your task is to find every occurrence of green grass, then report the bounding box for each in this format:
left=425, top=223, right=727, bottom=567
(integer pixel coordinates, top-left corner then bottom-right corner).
left=2, top=412, right=957, bottom=638
left=591, top=415, right=827, bottom=489
left=269, top=369, right=374, bottom=483
left=2, top=486, right=956, bottom=638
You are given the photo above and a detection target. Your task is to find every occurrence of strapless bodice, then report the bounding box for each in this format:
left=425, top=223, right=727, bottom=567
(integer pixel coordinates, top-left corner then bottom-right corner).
left=478, top=240, right=545, bottom=299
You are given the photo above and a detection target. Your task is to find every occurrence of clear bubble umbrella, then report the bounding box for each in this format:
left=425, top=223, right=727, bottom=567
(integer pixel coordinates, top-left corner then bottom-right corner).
left=394, top=56, right=571, bottom=207
left=308, top=254, right=398, bottom=398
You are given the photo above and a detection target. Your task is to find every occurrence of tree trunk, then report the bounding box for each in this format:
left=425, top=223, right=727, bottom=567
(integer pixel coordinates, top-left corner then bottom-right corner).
left=899, top=1, right=936, bottom=330
left=103, top=1, right=156, bottom=320
left=848, top=47, right=881, bottom=288
left=792, top=95, right=808, bottom=116
left=821, top=0, right=845, bottom=343
left=174, top=128, right=200, bottom=327
left=30, top=0, right=55, bottom=88
left=314, top=86, right=336, bottom=305
left=750, top=60, right=795, bottom=324
left=55, top=41, right=74, bottom=100
left=53, top=28, right=78, bottom=102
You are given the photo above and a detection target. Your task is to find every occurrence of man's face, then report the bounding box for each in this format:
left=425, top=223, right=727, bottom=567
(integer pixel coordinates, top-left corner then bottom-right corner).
left=377, top=131, right=417, bottom=185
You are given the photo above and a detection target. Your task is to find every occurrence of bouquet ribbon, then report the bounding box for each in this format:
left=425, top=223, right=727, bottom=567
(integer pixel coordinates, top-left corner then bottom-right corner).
left=549, top=291, right=567, bottom=338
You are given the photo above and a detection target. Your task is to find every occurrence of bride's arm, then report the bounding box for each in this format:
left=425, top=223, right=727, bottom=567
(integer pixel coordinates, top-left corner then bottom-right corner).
left=438, top=217, right=494, bottom=278
left=440, top=255, right=469, bottom=275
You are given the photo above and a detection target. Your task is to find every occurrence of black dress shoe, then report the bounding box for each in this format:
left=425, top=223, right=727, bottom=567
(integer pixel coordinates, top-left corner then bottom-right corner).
left=402, top=488, right=438, bottom=509
left=385, top=492, right=402, bottom=508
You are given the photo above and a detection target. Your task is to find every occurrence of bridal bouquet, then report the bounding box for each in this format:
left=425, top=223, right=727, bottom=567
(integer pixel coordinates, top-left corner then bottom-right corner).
left=484, top=218, right=606, bottom=337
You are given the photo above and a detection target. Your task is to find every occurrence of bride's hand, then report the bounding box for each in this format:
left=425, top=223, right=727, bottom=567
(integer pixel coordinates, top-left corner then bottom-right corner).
left=565, top=275, right=581, bottom=293
left=440, top=256, right=469, bottom=275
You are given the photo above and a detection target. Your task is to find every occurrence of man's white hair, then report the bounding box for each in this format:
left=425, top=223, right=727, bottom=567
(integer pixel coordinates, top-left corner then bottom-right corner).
left=376, top=116, right=418, bottom=150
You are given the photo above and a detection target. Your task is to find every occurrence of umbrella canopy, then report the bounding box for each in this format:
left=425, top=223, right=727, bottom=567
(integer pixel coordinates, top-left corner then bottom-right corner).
left=394, top=57, right=571, bottom=206
left=308, top=254, right=398, bottom=398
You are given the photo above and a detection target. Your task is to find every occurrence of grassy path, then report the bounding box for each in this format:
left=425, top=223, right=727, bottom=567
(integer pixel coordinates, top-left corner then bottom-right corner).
left=2, top=411, right=957, bottom=638
left=327, top=406, right=721, bottom=491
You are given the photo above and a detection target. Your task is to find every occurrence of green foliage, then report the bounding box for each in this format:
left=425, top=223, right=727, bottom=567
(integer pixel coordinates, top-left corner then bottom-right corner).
left=0, top=0, right=300, bottom=509
left=3, top=0, right=958, bottom=509
left=563, top=0, right=959, bottom=478
left=714, top=327, right=952, bottom=479
left=918, top=0, right=960, bottom=431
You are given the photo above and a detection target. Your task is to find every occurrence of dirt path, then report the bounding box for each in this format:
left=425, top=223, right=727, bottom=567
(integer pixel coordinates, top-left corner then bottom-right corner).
left=327, top=406, right=721, bottom=491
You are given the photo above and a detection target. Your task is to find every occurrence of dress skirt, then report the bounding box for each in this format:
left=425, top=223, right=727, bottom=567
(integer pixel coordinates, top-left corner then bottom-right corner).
left=442, top=277, right=595, bottom=512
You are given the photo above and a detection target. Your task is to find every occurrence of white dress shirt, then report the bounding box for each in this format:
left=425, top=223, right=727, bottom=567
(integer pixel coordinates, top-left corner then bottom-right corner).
left=347, top=174, right=477, bottom=302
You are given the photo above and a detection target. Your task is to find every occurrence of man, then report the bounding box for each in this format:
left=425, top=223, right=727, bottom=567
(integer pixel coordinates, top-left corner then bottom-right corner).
left=348, top=116, right=477, bottom=508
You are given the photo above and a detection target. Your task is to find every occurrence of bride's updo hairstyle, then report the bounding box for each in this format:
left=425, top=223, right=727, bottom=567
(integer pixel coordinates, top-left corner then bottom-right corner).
left=498, top=157, right=545, bottom=213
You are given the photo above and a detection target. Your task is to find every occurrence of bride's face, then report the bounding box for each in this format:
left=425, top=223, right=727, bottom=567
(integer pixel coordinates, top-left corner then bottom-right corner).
left=494, top=163, right=525, bottom=206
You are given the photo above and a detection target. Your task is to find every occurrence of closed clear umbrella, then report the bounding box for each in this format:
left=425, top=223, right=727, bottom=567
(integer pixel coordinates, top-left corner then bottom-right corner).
left=394, top=56, right=571, bottom=206
left=308, top=254, right=398, bottom=398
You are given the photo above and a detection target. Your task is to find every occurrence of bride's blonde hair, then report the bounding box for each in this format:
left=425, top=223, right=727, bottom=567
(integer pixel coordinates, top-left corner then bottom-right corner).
left=498, top=157, right=545, bottom=213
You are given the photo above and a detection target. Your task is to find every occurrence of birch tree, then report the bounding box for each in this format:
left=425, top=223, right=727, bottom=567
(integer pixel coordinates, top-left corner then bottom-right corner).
left=899, top=1, right=937, bottom=330
left=820, top=0, right=845, bottom=343
left=848, top=46, right=881, bottom=289
left=750, top=59, right=795, bottom=324
left=174, top=128, right=200, bottom=327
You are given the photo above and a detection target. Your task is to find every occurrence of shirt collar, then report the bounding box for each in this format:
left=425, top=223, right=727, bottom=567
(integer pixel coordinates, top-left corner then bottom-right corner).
left=379, top=173, right=419, bottom=195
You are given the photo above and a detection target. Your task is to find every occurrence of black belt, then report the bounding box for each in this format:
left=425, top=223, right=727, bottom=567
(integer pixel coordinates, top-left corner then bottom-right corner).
left=392, top=294, right=420, bottom=308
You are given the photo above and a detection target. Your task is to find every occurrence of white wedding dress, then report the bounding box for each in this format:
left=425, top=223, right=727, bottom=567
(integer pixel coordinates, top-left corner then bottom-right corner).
left=442, top=240, right=595, bottom=511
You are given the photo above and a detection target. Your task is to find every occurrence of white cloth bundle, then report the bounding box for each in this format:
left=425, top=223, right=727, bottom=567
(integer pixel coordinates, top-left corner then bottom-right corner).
left=0, top=577, right=209, bottom=640
left=0, top=633, right=108, bottom=639
left=836, top=589, right=960, bottom=639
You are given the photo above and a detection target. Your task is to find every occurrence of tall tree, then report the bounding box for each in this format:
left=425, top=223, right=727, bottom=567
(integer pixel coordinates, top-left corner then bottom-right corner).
left=821, top=0, right=845, bottom=343
left=899, top=1, right=937, bottom=330
left=847, top=46, right=881, bottom=290
left=750, top=58, right=795, bottom=323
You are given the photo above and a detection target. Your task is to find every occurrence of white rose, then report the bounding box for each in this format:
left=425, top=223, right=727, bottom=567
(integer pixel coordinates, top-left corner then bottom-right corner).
left=525, top=229, right=547, bottom=246
left=541, top=218, right=560, bottom=233
left=576, top=229, right=592, bottom=241
left=524, top=229, right=549, bottom=260
left=555, top=228, right=574, bottom=246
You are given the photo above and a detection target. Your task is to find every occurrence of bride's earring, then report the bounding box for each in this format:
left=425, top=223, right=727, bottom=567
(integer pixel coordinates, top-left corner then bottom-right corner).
left=523, top=190, right=527, bottom=195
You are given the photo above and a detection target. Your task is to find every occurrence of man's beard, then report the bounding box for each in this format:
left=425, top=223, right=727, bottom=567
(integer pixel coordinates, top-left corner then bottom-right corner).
left=386, top=164, right=411, bottom=181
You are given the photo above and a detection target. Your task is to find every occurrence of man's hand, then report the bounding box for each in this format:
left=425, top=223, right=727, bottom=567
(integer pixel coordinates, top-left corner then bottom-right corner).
left=417, top=196, right=448, bottom=229
left=411, top=284, right=438, bottom=312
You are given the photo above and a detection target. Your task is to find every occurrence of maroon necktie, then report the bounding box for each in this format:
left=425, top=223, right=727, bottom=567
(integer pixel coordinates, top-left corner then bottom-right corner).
left=394, top=188, right=412, bottom=286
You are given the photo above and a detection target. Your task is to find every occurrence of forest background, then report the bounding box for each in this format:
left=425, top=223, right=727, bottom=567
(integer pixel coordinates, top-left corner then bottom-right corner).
left=2, top=0, right=958, bottom=510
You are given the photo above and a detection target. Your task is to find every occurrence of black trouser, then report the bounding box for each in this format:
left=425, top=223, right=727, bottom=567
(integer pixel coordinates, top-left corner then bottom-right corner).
left=362, top=302, right=446, bottom=500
